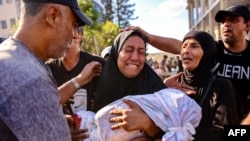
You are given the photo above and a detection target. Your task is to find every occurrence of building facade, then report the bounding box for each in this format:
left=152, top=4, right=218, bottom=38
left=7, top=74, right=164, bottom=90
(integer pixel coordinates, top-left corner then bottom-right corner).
left=92, top=0, right=105, bottom=22
left=186, top=0, right=250, bottom=40
left=0, top=0, right=104, bottom=37
left=0, top=0, right=20, bottom=37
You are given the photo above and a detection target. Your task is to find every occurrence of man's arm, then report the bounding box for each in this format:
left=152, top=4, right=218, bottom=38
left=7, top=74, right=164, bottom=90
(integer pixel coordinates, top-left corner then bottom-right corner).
left=122, top=26, right=182, bottom=54
left=58, top=61, right=102, bottom=105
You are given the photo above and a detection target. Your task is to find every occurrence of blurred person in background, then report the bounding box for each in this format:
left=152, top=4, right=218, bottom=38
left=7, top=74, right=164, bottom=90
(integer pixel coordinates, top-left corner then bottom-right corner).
left=100, top=46, right=111, bottom=61
left=46, top=26, right=105, bottom=141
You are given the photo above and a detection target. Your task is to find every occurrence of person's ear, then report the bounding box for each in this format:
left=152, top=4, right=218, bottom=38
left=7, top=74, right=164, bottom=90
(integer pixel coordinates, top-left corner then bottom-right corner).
left=245, top=20, right=250, bottom=33
left=45, top=5, right=58, bottom=27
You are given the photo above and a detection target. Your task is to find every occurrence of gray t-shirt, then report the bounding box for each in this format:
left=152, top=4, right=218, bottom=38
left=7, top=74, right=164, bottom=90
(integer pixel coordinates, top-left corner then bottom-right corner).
left=0, top=38, right=71, bottom=141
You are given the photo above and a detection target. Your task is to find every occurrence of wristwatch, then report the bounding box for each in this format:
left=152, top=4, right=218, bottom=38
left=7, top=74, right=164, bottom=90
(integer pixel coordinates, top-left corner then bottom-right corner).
left=71, top=78, right=81, bottom=90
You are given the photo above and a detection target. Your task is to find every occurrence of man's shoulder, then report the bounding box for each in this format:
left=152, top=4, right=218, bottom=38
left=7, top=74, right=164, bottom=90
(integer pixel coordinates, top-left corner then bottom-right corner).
left=247, top=39, right=250, bottom=47
left=215, top=76, right=232, bottom=84
left=81, top=51, right=101, bottom=58
left=216, top=39, right=250, bottom=48
left=215, top=39, right=224, bottom=47
left=81, top=51, right=105, bottom=64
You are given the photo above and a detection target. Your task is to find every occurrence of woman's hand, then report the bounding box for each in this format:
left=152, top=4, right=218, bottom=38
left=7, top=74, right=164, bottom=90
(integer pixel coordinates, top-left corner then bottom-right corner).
left=120, top=26, right=152, bottom=43
left=109, top=99, right=160, bottom=136
left=163, top=72, right=196, bottom=95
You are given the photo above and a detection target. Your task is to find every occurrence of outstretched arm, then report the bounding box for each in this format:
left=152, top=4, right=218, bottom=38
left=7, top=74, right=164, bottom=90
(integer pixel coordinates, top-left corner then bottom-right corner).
left=121, top=26, right=182, bottom=54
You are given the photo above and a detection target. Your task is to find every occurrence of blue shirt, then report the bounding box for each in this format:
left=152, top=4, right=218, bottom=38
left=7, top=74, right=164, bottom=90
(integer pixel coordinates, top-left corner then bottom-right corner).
left=0, top=38, right=71, bottom=141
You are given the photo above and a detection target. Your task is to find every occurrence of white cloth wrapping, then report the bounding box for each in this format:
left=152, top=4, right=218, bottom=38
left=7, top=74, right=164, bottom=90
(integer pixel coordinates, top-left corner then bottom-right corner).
left=77, top=111, right=100, bottom=141
left=77, top=88, right=202, bottom=141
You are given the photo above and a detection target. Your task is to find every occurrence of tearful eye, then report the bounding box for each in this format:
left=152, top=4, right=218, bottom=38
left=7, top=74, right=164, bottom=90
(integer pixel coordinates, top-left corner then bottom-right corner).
left=124, top=49, right=133, bottom=53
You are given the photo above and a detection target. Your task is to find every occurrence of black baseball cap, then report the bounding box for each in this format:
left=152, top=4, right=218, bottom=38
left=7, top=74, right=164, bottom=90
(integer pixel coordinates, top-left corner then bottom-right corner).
left=23, top=0, right=93, bottom=26
left=215, top=5, right=250, bottom=22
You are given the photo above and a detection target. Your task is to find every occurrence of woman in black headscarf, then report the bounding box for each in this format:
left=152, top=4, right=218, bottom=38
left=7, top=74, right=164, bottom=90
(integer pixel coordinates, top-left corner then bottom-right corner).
left=180, top=31, right=243, bottom=141
left=94, top=30, right=166, bottom=112
left=92, top=30, right=167, bottom=140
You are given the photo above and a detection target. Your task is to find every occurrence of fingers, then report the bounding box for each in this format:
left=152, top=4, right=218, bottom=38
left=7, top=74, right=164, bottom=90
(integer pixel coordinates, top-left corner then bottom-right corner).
left=109, top=100, right=144, bottom=132
left=162, top=72, right=196, bottom=95
left=120, top=26, right=136, bottom=32
left=122, top=99, right=139, bottom=109
left=177, top=82, right=196, bottom=95
left=110, top=116, right=124, bottom=123
left=71, top=129, right=89, bottom=141
left=84, top=61, right=102, bottom=77
left=111, top=122, right=126, bottom=130
left=71, top=128, right=88, bottom=135
left=185, top=89, right=196, bottom=95
left=109, top=108, right=125, bottom=123
left=89, top=61, right=102, bottom=69
left=120, top=26, right=143, bottom=33
left=66, top=115, right=75, bottom=129
left=110, top=108, right=123, bottom=115
left=93, top=62, right=102, bottom=75
left=109, top=108, right=127, bottom=130
left=93, top=67, right=102, bottom=76
left=174, top=72, right=183, bottom=78
left=110, top=117, right=126, bottom=130
left=163, top=73, right=180, bottom=86
left=181, top=83, right=195, bottom=90
left=169, top=72, right=182, bottom=80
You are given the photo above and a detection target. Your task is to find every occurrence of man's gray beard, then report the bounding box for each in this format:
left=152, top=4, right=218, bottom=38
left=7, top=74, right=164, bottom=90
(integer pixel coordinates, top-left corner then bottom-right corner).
left=223, top=36, right=234, bottom=45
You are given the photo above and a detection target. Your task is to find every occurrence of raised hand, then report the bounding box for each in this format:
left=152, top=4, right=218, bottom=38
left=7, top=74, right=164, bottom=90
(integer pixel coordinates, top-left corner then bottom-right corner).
left=163, top=72, right=196, bottom=95
left=120, top=26, right=151, bottom=42
left=75, top=61, right=102, bottom=85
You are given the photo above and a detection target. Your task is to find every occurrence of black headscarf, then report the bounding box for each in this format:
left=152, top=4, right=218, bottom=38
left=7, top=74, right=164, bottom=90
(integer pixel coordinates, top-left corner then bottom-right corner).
left=181, top=31, right=217, bottom=101
left=94, top=30, right=166, bottom=112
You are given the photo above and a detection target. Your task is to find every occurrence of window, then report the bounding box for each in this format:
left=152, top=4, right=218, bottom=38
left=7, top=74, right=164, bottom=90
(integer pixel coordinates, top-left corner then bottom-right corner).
left=10, top=18, right=15, bottom=27
left=6, top=0, right=12, bottom=4
left=0, top=20, right=7, bottom=29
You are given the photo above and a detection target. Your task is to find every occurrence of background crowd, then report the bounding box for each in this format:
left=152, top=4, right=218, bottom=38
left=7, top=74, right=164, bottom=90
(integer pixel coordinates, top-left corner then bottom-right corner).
left=146, top=54, right=183, bottom=80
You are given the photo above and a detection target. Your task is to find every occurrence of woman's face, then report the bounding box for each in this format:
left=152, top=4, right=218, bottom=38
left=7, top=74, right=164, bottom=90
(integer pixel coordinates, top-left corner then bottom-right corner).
left=181, top=38, right=203, bottom=71
left=117, top=35, right=146, bottom=78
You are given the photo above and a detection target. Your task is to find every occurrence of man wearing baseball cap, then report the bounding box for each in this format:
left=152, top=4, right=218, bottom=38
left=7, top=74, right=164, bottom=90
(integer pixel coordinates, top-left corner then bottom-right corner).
left=0, top=0, right=102, bottom=141
left=215, top=5, right=250, bottom=23
left=23, top=0, right=93, bottom=26
left=214, top=5, right=250, bottom=121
